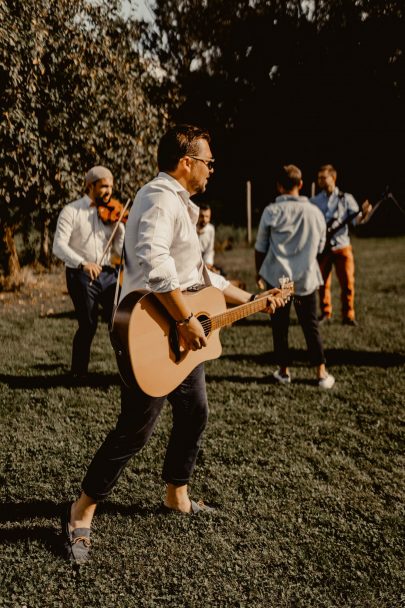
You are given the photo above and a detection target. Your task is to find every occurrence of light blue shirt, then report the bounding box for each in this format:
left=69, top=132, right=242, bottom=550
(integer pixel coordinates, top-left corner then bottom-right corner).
left=311, top=187, right=359, bottom=250
left=255, top=195, right=326, bottom=296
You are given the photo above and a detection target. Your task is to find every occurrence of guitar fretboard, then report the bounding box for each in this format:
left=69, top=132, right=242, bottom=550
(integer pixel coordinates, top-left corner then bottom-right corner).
left=199, top=286, right=293, bottom=333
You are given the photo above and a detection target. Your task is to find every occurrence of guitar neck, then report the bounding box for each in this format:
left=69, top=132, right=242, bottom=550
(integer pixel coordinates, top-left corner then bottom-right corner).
left=209, top=296, right=274, bottom=331
left=327, top=210, right=360, bottom=239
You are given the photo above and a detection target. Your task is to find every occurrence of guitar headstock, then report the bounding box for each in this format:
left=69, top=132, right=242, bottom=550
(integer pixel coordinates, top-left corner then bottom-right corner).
left=278, top=276, right=295, bottom=301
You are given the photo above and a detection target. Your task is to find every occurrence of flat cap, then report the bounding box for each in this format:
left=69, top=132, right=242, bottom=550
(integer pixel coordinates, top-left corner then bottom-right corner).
left=85, top=165, right=113, bottom=186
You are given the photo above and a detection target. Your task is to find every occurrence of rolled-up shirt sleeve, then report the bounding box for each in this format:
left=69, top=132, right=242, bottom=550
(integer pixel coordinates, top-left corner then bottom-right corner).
left=136, top=190, right=181, bottom=292
left=52, top=206, right=83, bottom=268
left=347, top=194, right=360, bottom=225
left=207, top=269, right=230, bottom=290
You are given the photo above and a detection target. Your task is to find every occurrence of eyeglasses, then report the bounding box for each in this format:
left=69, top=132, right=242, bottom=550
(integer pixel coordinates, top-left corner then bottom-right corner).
left=187, top=155, right=215, bottom=170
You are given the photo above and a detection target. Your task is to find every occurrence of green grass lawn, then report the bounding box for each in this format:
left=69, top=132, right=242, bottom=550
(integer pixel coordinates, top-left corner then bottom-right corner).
left=0, top=235, right=404, bottom=607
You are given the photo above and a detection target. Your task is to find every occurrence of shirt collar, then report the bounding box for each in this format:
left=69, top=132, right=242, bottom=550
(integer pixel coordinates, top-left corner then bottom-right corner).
left=275, top=195, right=308, bottom=203
left=158, top=172, right=200, bottom=223
left=325, top=187, right=339, bottom=200
left=84, top=194, right=95, bottom=207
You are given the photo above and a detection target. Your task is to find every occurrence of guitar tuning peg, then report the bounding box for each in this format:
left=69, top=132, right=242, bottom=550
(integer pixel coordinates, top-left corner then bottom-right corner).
left=278, top=275, right=291, bottom=289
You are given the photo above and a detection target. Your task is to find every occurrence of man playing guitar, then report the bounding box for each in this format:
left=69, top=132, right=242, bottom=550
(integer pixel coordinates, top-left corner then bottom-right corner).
left=61, top=125, right=286, bottom=564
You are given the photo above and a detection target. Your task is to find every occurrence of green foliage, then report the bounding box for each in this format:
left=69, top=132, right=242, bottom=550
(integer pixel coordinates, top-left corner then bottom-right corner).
left=0, top=0, right=171, bottom=272
left=0, top=236, right=404, bottom=606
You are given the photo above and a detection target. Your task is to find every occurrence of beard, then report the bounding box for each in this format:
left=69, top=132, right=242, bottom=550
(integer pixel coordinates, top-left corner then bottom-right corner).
left=95, top=193, right=111, bottom=206
left=190, top=177, right=207, bottom=196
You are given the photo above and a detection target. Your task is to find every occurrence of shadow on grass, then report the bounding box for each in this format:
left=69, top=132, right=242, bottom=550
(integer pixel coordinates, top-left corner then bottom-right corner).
left=0, top=372, right=120, bottom=389
left=0, top=499, right=154, bottom=524
left=44, top=310, right=76, bottom=319
left=0, top=499, right=153, bottom=559
left=221, top=348, right=405, bottom=367
left=206, top=374, right=320, bottom=386
left=0, top=525, right=63, bottom=558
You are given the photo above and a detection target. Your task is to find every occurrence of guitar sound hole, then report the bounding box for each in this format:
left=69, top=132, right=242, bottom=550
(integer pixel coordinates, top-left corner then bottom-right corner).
left=196, top=314, right=211, bottom=336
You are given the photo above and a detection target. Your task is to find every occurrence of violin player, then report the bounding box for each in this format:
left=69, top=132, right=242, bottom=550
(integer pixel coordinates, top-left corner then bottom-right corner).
left=52, top=165, right=126, bottom=379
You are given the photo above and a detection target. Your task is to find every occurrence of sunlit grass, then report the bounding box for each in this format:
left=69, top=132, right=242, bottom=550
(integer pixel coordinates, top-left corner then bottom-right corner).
left=0, top=235, right=404, bottom=607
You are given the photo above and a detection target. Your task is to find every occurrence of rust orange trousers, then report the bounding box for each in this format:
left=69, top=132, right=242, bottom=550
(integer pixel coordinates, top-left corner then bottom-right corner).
left=318, top=245, right=355, bottom=321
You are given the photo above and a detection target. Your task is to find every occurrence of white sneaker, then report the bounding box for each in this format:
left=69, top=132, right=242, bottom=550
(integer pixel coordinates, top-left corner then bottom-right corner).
left=273, top=369, right=291, bottom=384
left=318, top=373, right=335, bottom=389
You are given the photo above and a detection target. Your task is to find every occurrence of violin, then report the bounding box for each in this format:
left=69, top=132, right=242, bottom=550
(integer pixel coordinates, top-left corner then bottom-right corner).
left=97, top=198, right=129, bottom=224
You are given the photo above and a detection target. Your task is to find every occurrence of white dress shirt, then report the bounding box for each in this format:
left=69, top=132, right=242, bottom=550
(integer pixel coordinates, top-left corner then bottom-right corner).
left=52, top=195, right=125, bottom=268
left=255, top=195, right=326, bottom=296
left=198, top=223, right=216, bottom=266
left=120, top=172, right=228, bottom=301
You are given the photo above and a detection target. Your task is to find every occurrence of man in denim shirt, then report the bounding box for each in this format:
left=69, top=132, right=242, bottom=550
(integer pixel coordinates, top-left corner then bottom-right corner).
left=255, top=164, right=335, bottom=389
left=311, top=164, right=371, bottom=326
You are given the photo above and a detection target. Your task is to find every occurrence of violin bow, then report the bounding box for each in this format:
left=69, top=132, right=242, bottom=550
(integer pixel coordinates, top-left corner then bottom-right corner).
left=98, top=198, right=131, bottom=266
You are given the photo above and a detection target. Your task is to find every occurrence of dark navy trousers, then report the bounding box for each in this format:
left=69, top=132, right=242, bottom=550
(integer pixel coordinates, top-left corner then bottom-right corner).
left=270, top=290, right=326, bottom=367
left=82, top=364, right=209, bottom=500
left=66, top=266, right=118, bottom=374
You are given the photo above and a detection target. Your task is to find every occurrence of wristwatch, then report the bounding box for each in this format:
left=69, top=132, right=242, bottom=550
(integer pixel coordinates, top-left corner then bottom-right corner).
left=78, top=262, right=84, bottom=270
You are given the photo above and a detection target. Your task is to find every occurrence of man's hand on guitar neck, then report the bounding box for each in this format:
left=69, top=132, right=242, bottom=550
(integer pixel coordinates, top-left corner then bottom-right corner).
left=224, top=281, right=288, bottom=313
left=257, top=287, right=288, bottom=313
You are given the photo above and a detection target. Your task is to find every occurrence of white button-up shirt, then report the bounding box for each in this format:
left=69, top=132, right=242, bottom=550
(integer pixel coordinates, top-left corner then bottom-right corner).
left=52, top=195, right=125, bottom=268
left=120, top=172, right=228, bottom=301
left=255, top=195, right=326, bottom=296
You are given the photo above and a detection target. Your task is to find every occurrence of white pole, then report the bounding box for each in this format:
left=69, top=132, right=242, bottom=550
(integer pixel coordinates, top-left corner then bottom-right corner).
left=246, top=180, right=252, bottom=244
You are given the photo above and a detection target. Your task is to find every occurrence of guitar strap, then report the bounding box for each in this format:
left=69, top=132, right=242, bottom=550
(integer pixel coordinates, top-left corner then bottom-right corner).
left=202, top=263, right=212, bottom=287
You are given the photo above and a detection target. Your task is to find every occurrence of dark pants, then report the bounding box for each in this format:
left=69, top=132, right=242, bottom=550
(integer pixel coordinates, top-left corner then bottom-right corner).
left=82, top=364, right=208, bottom=501
left=66, top=266, right=118, bottom=374
left=270, top=290, right=326, bottom=367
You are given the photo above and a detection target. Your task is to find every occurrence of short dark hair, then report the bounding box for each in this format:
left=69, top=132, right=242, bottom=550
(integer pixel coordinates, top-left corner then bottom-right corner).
left=276, top=164, right=302, bottom=191
left=157, top=124, right=211, bottom=172
left=199, top=203, right=211, bottom=211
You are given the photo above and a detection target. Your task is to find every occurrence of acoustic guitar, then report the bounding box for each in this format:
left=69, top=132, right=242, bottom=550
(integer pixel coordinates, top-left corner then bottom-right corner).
left=110, top=282, right=294, bottom=397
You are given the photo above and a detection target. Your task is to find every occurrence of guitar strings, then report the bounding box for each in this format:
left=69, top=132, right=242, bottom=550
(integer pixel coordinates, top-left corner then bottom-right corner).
left=193, top=291, right=291, bottom=332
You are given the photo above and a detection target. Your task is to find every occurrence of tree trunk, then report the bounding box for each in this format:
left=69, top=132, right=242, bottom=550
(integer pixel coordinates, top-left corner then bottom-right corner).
left=2, top=226, right=22, bottom=290
left=39, top=217, right=51, bottom=267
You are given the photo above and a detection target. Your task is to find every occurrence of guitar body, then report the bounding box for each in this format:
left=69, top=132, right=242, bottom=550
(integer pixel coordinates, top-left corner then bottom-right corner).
left=110, top=286, right=226, bottom=397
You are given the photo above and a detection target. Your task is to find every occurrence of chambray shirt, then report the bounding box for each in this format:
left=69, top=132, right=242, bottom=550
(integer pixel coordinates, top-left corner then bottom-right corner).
left=311, top=187, right=359, bottom=250
left=198, top=222, right=215, bottom=266
left=255, top=195, right=326, bottom=296
left=52, top=195, right=125, bottom=268
left=120, top=172, right=229, bottom=301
